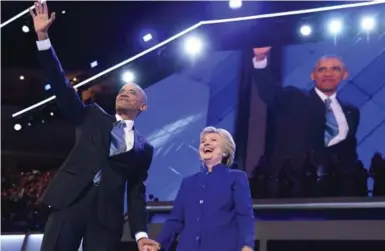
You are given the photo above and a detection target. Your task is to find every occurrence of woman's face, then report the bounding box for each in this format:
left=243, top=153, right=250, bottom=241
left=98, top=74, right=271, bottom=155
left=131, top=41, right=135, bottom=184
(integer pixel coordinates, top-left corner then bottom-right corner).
left=199, top=132, right=224, bottom=165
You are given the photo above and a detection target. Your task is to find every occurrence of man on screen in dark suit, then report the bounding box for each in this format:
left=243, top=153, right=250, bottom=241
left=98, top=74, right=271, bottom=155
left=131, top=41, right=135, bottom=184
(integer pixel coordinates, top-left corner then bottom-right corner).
left=30, top=2, right=160, bottom=251
left=252, top=47, right=360, bottom=197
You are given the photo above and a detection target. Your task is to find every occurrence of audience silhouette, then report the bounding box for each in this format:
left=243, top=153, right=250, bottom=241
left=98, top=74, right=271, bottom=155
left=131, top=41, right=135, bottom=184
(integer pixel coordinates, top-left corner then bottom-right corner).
left=249, top=152, right=384, bottom=198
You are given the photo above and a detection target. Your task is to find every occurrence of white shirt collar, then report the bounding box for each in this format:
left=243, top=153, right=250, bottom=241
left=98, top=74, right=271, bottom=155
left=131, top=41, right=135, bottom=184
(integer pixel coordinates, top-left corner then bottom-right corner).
left=115, top=114, right=134, bottom=131
left=314, top=87, right=337, bottom=102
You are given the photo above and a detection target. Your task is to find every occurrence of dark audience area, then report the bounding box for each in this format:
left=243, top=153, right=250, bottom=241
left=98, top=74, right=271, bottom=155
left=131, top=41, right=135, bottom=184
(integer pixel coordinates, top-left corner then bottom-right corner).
left=1, top=165, right=54, bottom=233
left=2, top=152, right=385, bottom=234
left=249, top=152, right=385, bottom=198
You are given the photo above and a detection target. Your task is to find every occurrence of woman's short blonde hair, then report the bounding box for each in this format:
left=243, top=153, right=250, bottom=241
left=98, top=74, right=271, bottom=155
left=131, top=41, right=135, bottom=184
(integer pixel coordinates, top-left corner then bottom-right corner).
left=200, top=126, right=236, bottom=166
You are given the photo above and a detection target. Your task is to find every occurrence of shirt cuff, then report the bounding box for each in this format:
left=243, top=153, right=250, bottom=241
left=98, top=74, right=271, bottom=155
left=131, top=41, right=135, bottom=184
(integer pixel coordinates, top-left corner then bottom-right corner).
left=252, top=56, right=268, bottom=69
left=36, top=39, right=52, bottom=51
left=135, top=232, right=149, bottom=242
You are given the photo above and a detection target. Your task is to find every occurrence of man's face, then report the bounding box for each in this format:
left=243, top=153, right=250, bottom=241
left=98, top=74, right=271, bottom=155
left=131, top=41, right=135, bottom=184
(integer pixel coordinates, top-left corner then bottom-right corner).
left=115, top=83, right=147, bottom=114
left=311, top=57, right=348, bottom=93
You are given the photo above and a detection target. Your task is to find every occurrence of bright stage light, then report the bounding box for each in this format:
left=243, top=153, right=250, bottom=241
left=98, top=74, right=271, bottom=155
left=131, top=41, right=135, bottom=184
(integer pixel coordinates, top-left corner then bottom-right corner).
left=19, top=75, right=25, bottom=80
left=300, top=25, right=312, bottom=36
left=122, top=71, right=135, bottom=83
left=184, top=36, right=202, bottom=56
left=22, top=25, right=29, bottom=33
left=328, top=19, right=342, bottom=35
left=90, top=61, right=98, bottom=68
left=9, top=0, right=385, bottom=118
left=143, top=33, right=152, bottom=42
left=229, top=0, right=242, bottom=9
left=14, top=124, right=22, bottom=131
left=361, top=17, right=375, bottom=31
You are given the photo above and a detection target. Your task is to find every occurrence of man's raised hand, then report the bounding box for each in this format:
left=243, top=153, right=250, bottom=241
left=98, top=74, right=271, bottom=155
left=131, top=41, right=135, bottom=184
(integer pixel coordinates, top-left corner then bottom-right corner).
left=253, top=47, right=272, bottom=61
left=29, top=1, right=55, bottom=35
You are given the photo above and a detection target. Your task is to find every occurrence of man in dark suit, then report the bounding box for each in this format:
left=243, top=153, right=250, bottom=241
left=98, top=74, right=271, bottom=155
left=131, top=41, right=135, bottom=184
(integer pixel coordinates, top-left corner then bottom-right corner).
left=252, top=47, right=360, bottom=197
left=30, top=2, right=160, bottom=251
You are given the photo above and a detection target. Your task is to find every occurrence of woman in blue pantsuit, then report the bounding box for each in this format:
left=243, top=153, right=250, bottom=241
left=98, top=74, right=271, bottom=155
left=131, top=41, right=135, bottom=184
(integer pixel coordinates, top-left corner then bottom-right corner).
left=155, top=126, right=255, bottom=251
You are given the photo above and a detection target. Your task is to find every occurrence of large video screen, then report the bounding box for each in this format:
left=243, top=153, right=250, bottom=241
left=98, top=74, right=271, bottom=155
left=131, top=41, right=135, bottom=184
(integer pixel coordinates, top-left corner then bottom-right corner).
left=135, top=51, right=242, bottom=201
left=247, top=36, right=385, bottom=199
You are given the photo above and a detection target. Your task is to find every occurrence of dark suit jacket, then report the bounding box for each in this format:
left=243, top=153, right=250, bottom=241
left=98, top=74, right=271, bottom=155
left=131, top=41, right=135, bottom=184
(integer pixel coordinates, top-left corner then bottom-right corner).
left=157, top=164, right=255, bottom=251
left=38, top=46, right=154, bottom=235
left=253, top=66, right=360, bottom=178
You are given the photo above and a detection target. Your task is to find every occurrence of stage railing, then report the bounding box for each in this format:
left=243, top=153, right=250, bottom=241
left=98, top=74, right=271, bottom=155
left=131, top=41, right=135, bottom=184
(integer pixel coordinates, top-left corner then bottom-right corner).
left=137, top=197, right=385, bottom=251
left=145, top=197, right=385, bottom=211
left=2, top=197, right=385, bottom=251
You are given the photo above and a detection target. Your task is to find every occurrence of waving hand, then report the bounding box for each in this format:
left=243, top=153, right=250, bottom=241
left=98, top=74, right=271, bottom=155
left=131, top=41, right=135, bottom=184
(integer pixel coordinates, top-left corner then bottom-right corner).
left=29, top=1, right=56, bottom=34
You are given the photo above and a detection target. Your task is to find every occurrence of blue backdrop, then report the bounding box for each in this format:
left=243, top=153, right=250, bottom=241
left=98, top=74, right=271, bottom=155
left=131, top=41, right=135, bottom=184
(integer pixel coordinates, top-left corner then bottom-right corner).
left=281, top=35, right=385, bottom=190
left=131, top=51, right=242, bottom=203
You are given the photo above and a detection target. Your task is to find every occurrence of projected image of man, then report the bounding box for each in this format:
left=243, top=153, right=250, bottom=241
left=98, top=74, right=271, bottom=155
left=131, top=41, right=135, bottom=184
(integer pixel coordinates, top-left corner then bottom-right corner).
left=252, top=47, right=360, bottom=198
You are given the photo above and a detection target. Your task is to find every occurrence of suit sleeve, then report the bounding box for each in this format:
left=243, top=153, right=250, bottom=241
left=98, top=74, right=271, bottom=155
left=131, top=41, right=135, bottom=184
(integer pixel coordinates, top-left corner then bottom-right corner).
left=127, top=145, right=154, bottom=238
left=349, top=108, right=360, bottom=161
left=252, top=56, right=299, bottom=110
left=252, top=55, right=283, bottom=107
left=157, top=179, right=186, bottom=251
left=234, top=171, right=255, bottom=249
left=37, top=39, right=87, bottom=125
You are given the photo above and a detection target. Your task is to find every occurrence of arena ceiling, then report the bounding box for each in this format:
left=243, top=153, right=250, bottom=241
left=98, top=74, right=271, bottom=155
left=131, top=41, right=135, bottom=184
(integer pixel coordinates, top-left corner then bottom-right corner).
left=1, top=1, right=355, bottom=107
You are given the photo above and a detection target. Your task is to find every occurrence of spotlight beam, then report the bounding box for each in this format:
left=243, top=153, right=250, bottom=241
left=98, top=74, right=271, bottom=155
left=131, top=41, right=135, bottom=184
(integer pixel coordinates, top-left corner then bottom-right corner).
left=10, top=0, right=385, bottom=118
left=11, top=22, right=202, bottom=117
left=203, top=1, right=385, bottom=25
left=1, top=7, right=33, bottom=29
left=0, top=0, right=46, bottom=29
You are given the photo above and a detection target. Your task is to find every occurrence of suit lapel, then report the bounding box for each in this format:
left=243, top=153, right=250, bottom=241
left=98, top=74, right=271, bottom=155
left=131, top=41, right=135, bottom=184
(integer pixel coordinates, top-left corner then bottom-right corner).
left=105, top=114, right=117, bottom=154
left=108, top=114, right=117, bottom=128
left=338, top=98, right=354, bottom=135
left=309, top=89, right=326, bottom=123
left=133, top=128, right=144, bottom=154
left=308, top=89, right=327, bottom=145
left=309, top=89, right=326, bottom=110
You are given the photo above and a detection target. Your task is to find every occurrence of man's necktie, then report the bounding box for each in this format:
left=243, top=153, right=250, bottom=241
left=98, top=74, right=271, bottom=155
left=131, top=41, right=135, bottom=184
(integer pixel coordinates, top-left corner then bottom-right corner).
left=109, top=120, right=127, bottom=156
left=324, top=98, right=339, bottom=146
left=93, top=120, right=127, bottom=184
